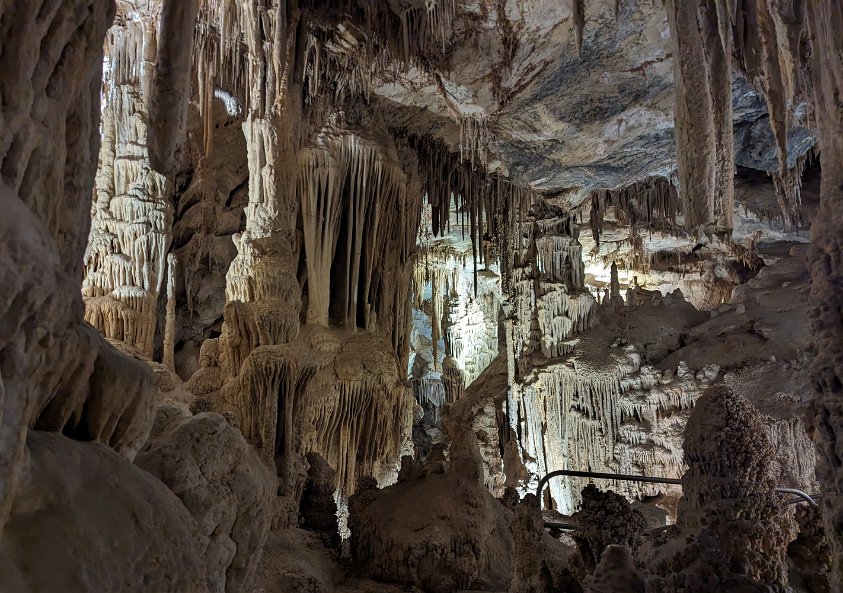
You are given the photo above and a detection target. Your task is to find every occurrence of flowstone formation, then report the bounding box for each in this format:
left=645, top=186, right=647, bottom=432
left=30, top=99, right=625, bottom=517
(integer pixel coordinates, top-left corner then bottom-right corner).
left=83, top=1, right=174, bottom=358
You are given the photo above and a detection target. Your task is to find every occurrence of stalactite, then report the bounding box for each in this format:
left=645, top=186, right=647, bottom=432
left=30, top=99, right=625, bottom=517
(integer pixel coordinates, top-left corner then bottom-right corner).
left=148, top=0, right=199, bottom=176
left=414, top=239, right=501, bottom=386
left=586, top=176, right=684, bottom=268
left=751, top=0, right=814, bottom=228
left=163, top=254, right=177, bottom=371
left=732, top=0, right=813, bottom=227
left=459, top=113, right=491, bottom=168
left=666, top=0, right=735, bottom=234
left=411, top=135, right=537, bottom=293
left=233, top=327, right=413, bottom=496
left=572, top=0, right=586, bottom=57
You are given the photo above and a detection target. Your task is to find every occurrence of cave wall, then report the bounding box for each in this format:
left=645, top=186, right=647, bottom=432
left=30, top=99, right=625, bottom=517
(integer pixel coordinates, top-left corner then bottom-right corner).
left=806, top=1, right=843, bottom=586
left=0, top=1, right=835, bottom=591
left=0, top=0, right=161, bottom=533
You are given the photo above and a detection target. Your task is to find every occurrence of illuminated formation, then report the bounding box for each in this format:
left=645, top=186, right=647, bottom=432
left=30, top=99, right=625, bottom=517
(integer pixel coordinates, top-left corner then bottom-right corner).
left=0, top=1, right=840, bottom=592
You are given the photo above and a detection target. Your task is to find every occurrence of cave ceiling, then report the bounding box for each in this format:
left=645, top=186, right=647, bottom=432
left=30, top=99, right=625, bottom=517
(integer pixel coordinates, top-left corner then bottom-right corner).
left=374, top=0, right=814, bottom=209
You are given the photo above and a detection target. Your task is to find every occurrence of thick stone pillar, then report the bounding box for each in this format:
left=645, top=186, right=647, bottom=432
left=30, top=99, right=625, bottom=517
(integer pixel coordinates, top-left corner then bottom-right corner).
left=82, top=10, right=174, bottom=357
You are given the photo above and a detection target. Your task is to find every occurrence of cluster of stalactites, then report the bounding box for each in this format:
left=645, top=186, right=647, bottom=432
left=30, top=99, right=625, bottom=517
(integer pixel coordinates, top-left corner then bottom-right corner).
left=192, top=0, right=458, bottom=151
left=411, top=135, right=537, bottom=295
left=668, top=0, right=816, bottom=230
left=535, top=216, right=586, bottom=291
left=105, top=7, right=159, bottom=91
left=734, top=0, right=814, bottom=228
left=459, top=113, right=492, bottom=169
left=587, top=175, right=684, bottom=267
left=298, top=130, right=424, bottom=341
left=413, top=243, right=465, bottom=369
left=666, top=0, right=735, bottom=234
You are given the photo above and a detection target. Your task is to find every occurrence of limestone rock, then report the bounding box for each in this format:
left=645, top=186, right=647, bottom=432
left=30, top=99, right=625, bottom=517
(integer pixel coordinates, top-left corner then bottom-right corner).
left=787, top=504, right=832, bottom=593
left=0, top=181, right=157, bottom=531
left=135, top=409, right=275, bottom=593
left=349, top=424, right=513, bottom=592
left=585, top=545, right=645, bottom=593
left=0, top=431, right=207, bottom=593
left=299, top=452, right=340, bottom=546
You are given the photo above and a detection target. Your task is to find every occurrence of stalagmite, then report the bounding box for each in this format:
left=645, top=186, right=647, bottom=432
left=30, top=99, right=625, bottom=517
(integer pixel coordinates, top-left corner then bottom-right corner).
left=163, top=254, right=177, bottom=371
left=643, top=386, right=797, bottom=590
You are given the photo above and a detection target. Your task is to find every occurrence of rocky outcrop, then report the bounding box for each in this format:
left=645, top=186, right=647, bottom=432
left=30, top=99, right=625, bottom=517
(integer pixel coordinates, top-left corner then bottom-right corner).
left=349, top=422, right=513, bottom=593
left=509, top=494, right=559, bottom=593
left=0, top=431, right=207, bottom=593
left=299, top=452, right=340, bottom=545
left=0, top=176, right=157, bottom=532
left=788, top=505, right=832, bottom=593
left=135, top=407, right=275, bottom=593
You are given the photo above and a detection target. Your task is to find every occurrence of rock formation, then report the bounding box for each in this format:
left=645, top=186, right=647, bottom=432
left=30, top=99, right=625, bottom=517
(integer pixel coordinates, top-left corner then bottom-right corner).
left=0, top=431, right=208, bottom=593
left=135, top=407, right=275, bottom=593
left=0, top=0, right=839, bottom=592
left=572, top=484, right=647, bottom=572
left=642, top=385, right=798, bottom=592
left=349, top=421, right=514, bottom=592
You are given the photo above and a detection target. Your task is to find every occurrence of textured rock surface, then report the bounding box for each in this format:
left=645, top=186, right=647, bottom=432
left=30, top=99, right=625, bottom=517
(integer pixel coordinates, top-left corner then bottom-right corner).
left=82, top=2, right=174, bottom=358
left=572, top=484, right=647, bottom=572
left=0, top=431, right=207, bottom=593
left=805, top=2, right=843, bottom=587
left=0, top=176, right=156, bottom=532
left=0, top=0, right=162, bottom=533
left=135, top=408, right=275, bottom=593
left=349, top=423, right=513, bottom=592
left=788, top=505, right=832, bottom=593
left=642, top=386, right=798, bottom=592
left=228, top=325, right=414, bottom=498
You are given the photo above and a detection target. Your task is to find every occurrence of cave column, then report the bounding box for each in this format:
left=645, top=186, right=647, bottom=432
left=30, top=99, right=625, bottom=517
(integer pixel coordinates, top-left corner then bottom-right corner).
left=81, top=10, right=175, bottom=358
left=806, top=2, right=843, bottom=588
left=219, top=2, right=305, bottom=378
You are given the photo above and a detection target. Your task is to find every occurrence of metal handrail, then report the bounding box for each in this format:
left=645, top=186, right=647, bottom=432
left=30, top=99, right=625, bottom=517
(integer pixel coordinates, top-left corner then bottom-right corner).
left=536, top=469, right=819, bottom=509
left=775, top=487, right=819, bottom=506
